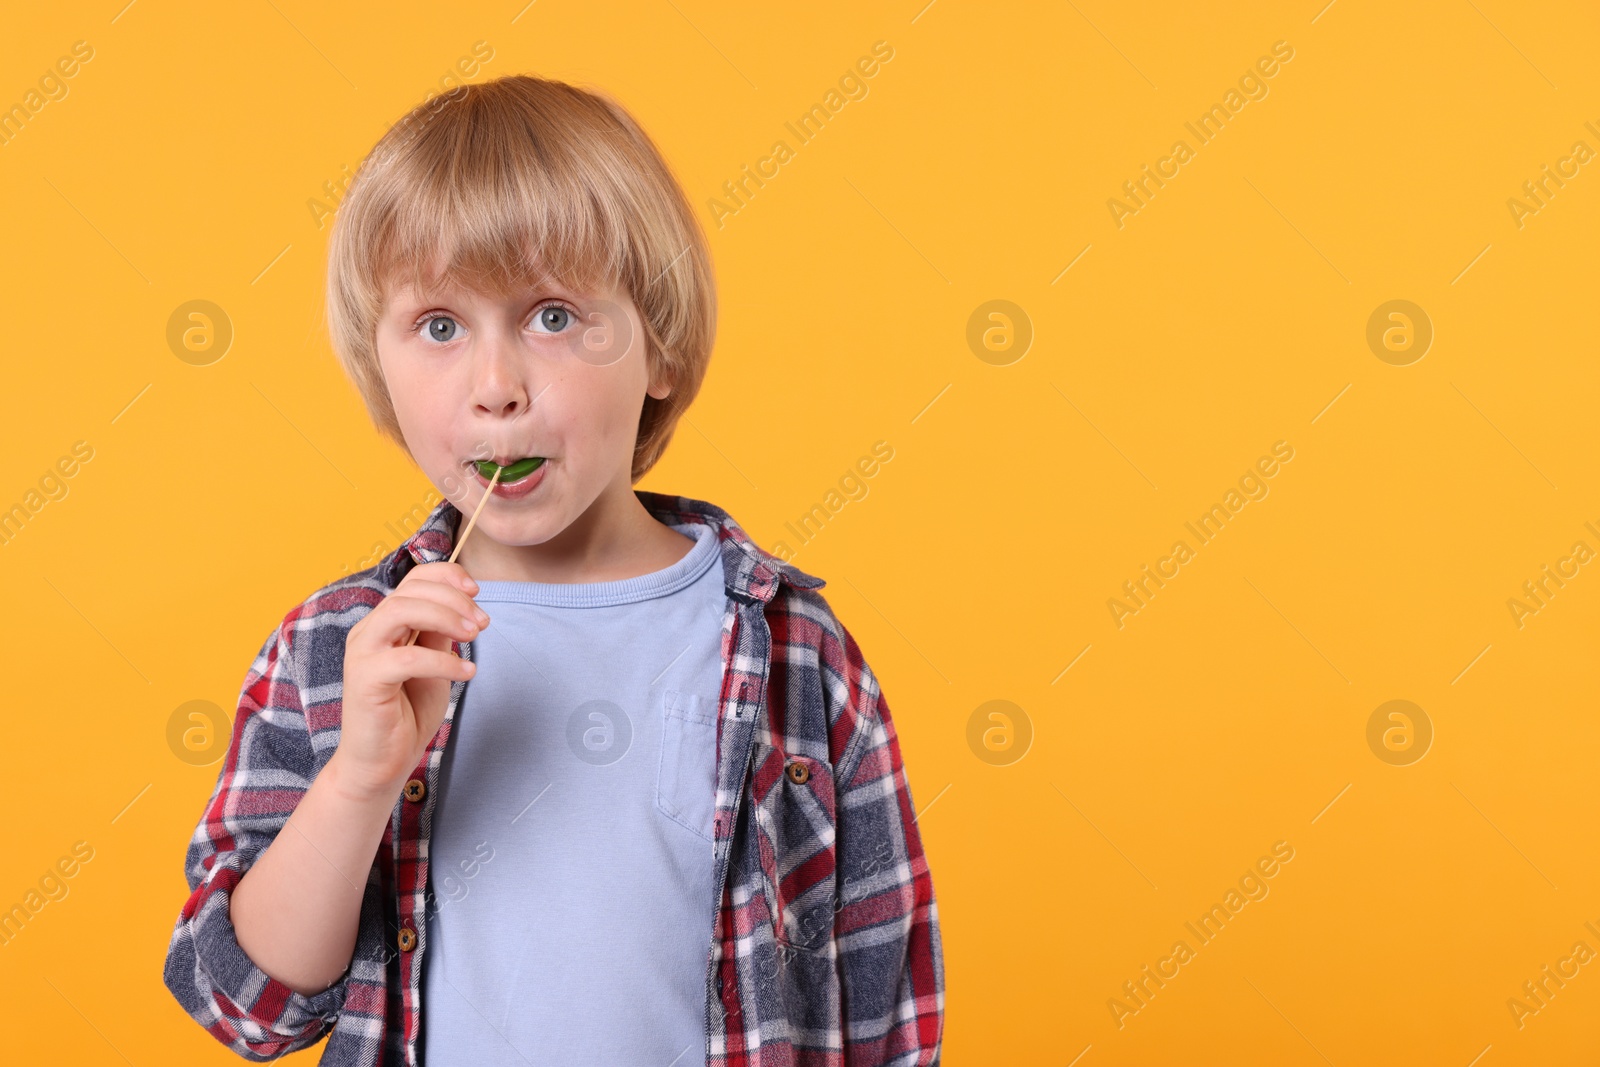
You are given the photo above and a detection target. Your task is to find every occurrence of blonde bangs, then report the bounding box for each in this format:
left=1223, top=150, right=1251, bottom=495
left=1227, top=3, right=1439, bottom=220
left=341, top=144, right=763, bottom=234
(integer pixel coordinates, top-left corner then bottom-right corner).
left=326, top=75, right=717, bottom=482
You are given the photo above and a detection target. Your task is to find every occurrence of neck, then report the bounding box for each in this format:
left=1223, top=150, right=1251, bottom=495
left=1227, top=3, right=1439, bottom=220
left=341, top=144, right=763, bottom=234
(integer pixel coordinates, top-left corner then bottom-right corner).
left=453, top=484, right=693, bottom=584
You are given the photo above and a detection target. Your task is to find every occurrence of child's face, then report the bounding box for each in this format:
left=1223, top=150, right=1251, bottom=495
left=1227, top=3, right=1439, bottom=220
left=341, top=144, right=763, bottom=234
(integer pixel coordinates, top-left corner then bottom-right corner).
left=374, top=265, right=671, bottom=555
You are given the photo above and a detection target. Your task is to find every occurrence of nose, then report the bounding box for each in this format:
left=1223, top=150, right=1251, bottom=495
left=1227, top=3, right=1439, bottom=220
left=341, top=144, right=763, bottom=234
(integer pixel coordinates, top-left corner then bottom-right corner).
left=468, top=327, right=532, bottom=420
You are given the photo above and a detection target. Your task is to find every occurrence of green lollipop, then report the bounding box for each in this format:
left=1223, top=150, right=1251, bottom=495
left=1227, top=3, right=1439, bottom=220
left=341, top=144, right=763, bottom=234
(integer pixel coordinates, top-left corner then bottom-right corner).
left=473, top=456, right=545, bottom=484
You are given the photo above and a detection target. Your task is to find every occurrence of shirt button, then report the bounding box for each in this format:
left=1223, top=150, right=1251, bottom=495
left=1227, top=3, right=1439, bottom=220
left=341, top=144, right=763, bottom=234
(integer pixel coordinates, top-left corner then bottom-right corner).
left=785, top=761, right=810, bottom=785
left=403, top=778, right=426, bottom=802
left=398, top=926, right=417, bottom=952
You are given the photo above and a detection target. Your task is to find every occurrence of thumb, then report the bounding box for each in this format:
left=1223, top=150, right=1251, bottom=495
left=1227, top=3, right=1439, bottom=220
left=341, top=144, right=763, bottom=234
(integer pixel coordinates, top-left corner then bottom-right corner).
left=409, top=630, right=460, bottom=746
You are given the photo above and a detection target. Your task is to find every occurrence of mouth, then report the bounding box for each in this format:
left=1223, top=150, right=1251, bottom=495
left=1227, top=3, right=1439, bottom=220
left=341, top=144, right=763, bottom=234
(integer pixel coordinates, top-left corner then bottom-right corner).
left=470, top=456, right=546, bottom=485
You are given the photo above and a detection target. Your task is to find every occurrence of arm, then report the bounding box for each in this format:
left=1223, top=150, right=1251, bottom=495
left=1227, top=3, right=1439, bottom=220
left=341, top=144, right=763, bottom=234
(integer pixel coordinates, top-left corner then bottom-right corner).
left=164, top=564, right=479, bottom=1058
left=230, top=749, right=398, bottom=994
left=826, top=621, right=946, bottom=1066
left=162, top=614, right=387, bottom=1060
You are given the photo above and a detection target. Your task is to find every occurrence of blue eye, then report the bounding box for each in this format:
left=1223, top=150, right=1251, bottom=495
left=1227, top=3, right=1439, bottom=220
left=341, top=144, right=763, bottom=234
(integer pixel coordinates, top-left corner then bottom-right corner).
left=411, top=302, right=575, bottom=343
left=416, top=314, right=461, bottom=343
left=533, top=305, right=572, bottom=333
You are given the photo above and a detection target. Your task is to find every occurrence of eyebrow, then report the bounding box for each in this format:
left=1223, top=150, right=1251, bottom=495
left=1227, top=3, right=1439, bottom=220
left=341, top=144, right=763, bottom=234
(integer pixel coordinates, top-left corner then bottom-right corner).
left=387, top=278, right=593, bottom=316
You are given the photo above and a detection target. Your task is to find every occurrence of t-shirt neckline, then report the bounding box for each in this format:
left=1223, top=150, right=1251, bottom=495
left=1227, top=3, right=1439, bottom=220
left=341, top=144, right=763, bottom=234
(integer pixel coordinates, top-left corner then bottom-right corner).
left=468, top=523, right=720, bottom=608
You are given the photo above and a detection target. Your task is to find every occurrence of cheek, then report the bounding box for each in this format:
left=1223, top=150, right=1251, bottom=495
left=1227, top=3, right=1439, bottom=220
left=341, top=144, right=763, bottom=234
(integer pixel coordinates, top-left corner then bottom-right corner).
left=377, top=341, right=441, bottom=419
left=383, top=368, right=430, bottom=426
left=374, top=342, right=414, bottom=414
left=382, top=369, right=459, bottom=458
left=567, top=367, right=645, bottom=440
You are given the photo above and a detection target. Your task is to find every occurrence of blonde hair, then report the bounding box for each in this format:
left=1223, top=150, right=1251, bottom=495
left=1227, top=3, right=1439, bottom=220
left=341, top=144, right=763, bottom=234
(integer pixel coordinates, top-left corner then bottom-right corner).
left=325, top=74, right=716, bottom=483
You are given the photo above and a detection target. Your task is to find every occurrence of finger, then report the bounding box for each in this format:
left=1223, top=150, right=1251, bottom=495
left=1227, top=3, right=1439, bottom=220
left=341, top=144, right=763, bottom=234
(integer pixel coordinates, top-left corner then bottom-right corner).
left=364, top=643, right=477, bottom=687
left=386, top=572, right=489, bottom=623
left=357, top=595, right=483, bottom=649
left=406, top=671, right=458, bottom=739
left=401, top=561, right=480, bottom=598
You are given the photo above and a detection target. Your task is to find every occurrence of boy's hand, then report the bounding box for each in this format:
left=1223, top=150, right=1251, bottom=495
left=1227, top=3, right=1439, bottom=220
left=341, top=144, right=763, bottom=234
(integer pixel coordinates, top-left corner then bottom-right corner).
left=332, top=562, right=488, bottom=801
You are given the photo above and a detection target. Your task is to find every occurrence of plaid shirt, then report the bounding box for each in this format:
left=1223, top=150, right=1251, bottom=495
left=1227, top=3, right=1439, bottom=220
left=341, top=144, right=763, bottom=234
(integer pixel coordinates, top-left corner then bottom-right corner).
left=163, top=490, right=944, bottom=1065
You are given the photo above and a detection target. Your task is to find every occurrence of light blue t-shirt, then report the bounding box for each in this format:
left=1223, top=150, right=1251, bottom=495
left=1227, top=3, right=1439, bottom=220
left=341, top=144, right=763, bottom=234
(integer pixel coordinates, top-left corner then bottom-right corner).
left=420, top=521, right=726, bottom=1067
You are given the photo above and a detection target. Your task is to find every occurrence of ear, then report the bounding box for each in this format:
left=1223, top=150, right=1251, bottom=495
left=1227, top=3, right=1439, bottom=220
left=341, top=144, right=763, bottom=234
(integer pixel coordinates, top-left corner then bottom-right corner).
left=646, top=352, right=674, bottom=401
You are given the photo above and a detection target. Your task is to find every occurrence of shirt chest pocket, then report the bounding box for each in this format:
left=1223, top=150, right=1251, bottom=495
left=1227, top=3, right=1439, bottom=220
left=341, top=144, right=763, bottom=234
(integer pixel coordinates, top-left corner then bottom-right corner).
left=751, top=745, right=837, bottom=952
left=654, top=689, right=718, bottom=842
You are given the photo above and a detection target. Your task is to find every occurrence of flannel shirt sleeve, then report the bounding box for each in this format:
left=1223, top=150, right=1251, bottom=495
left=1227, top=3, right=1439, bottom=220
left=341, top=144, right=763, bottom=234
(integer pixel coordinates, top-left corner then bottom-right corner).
left=825, top=617, right=946, bottom=1066
left=162, top=613, right=349, bottom=1060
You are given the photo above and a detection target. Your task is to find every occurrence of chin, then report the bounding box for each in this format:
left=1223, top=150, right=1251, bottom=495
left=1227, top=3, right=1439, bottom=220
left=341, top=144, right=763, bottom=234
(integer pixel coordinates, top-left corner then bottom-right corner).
left=483, top=510, right=560, bottom=543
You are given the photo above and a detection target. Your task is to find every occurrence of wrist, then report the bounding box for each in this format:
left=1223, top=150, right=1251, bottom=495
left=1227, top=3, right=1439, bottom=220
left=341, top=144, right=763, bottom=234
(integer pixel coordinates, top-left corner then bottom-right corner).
left=323, top=750, right=404, bottom=810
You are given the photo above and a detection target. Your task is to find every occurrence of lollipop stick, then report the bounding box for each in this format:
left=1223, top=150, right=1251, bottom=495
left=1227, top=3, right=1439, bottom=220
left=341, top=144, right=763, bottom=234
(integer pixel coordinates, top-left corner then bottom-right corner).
left=403, top=465, right=501, bottom=647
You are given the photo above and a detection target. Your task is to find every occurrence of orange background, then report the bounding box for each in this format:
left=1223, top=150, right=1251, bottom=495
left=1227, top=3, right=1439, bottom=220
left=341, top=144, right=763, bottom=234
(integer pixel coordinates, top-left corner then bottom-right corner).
left=2, top=1, right=1598, bottom=1063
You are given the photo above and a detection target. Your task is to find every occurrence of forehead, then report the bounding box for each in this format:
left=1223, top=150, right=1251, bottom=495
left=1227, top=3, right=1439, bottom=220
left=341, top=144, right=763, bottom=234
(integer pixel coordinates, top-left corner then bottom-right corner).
left=381, top=256, right=619, bottom=309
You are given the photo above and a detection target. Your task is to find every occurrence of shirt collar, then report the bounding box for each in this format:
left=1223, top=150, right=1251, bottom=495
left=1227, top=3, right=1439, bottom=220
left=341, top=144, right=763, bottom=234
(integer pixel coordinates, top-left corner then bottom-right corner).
left=379, top=489, right=826, bottom=604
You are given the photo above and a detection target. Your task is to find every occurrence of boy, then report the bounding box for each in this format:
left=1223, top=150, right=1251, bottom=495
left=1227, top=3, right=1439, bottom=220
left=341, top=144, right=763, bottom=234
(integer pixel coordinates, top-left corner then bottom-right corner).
left=162, top=74, right=944, bottom=1066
